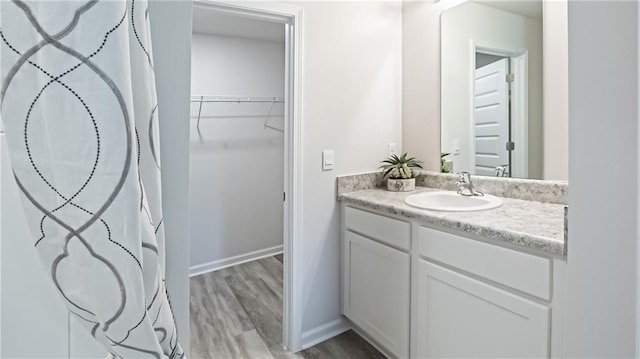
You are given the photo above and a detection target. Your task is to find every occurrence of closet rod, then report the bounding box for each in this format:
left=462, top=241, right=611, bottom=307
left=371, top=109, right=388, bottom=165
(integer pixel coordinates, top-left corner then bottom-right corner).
left=191, top=96, right=284, bottom=103
left=191, top=95, right=285, bottom=133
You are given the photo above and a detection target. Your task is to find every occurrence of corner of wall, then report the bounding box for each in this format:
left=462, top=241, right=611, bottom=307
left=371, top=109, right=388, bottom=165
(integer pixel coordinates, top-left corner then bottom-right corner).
left=148, top=1, right=193, bottom=355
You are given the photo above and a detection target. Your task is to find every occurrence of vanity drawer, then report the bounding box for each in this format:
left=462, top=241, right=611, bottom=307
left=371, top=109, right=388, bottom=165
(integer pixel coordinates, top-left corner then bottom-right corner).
left=418, top=226, right=551, bottom=300
left=344, top=206, right=411, bottom=251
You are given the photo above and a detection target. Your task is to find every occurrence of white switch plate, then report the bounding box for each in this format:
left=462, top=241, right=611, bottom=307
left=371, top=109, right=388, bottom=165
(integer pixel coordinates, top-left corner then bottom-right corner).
left=322, top=149, right=334, bottom=171
left=453, top=138, right=460, bottom=155
left=388, top=143, right=397, bottom=156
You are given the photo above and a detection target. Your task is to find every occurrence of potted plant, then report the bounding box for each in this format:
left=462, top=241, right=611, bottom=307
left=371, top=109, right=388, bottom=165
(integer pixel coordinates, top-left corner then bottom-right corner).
left=441, top=152, right=453, bottom=173
left=380, top=152, right=423, bottom=192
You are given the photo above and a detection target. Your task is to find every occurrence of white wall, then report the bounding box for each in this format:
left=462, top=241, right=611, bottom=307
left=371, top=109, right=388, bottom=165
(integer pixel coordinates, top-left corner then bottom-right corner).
left=154, top=0, right=402, bottom=349
left=403, top=0, right=568, bottom=181
left=566, top=1, right=638, bottom=356
left=542, top=0, right=568, bottom=180
left=282, top=0, right=403, bottom=336
left=189, top=33, right=285, bottom=270
left=141, top=0, right=403, bottom=351
left=149, top=1, right=192, bottom=355
left=402, top=0, right=464, bottom=172
left=191, top=34, right=285, bottom=96
left=440, top=1, right=543, bottom=178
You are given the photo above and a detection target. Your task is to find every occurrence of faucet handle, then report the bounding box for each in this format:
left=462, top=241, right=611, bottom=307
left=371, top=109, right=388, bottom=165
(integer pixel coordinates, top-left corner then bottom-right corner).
left=454, top=172, right=483, bottom=196
left=456, top=171, right=471, bottom=183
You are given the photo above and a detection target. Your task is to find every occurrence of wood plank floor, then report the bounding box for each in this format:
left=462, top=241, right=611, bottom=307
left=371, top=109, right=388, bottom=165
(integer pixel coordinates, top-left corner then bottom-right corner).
left=190, top=254, right=385, bottom=359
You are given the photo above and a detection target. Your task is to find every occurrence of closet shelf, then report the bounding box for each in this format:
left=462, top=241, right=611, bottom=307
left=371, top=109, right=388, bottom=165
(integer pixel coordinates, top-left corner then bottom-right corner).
left=192, top=95, right=284, bottom=103
left=190, top=95, right=285, bottom=133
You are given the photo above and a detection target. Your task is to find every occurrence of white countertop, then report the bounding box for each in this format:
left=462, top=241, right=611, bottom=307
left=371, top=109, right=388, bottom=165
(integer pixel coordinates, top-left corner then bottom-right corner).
left=339, top=187, right=566, bottom=257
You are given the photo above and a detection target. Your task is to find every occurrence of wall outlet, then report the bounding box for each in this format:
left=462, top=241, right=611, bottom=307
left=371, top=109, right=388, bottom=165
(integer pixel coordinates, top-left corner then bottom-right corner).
left=322, top=149, right=334, bottom=171
left=388, top=143, right=397, bottom=156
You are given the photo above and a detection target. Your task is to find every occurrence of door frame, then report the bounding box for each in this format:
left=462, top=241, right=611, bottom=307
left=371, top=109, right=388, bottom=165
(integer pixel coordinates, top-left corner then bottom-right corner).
left=470, top=41, right=529, bottom=178
left=191, top=0, right=304, bottom=352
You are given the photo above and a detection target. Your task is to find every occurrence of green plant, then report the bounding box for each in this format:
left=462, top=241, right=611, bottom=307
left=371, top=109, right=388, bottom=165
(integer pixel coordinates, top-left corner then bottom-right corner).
left=441, top=152, right=452, bottom=173
left=380, top=152, right=424, bottom=179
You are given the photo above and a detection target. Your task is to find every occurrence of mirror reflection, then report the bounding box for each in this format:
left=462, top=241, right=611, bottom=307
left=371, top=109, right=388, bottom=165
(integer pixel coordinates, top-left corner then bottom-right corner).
left=441, top=0, right=543, bottom=179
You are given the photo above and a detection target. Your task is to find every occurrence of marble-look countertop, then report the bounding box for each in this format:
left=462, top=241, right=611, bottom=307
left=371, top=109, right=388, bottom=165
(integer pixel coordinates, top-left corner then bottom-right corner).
left=339, top=187, right=566, bottom=257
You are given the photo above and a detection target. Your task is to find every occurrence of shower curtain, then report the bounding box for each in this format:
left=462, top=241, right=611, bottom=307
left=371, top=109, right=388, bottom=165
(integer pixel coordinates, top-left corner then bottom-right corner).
left=0, top=1, right=184, bottom=358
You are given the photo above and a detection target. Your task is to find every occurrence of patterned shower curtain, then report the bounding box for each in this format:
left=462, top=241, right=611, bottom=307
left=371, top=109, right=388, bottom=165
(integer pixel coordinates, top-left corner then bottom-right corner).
left=1, top=1, right=184, bottom=357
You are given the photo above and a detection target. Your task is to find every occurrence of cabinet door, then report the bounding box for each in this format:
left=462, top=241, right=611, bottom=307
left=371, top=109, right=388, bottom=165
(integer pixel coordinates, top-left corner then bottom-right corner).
left=344, top=231, right=410, bottom=358
left=414, top=260, right=550, bottom=359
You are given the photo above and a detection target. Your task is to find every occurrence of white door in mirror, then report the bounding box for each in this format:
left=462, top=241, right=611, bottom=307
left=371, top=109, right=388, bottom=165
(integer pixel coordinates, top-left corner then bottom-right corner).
left=404, top=191, right=503, bottom=212
left=474, top=58, right=511, bottom=176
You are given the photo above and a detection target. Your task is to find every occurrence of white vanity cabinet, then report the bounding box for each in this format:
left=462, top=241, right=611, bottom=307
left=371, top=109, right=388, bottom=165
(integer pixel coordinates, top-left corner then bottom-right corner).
left=414, top=227, right=554, bottom=358
left=415, top=261, right=549, bottom=358
left=341, top=204, right=565, bottom=359
left=342, top=206, right=411, bottom=358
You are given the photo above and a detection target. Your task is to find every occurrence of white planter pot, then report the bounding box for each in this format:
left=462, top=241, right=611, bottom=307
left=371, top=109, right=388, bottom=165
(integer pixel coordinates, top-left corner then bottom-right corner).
left=387, top=178, right=415, bottom=192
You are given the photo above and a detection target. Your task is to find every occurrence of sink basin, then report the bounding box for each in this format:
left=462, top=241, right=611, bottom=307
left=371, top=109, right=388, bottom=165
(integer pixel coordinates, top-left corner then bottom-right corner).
left=404, top=191, right=503, bottom=212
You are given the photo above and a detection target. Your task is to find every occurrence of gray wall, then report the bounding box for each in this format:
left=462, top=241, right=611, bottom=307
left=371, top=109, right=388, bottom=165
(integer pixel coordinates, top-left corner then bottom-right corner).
left=149, top=0, right=192, bottom=355
left=566, top=1, right=638, bottom=356
left=475, top=53, right=505, bottom=69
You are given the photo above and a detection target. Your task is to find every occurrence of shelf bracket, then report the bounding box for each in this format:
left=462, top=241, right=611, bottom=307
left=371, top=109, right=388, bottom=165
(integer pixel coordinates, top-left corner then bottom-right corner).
left=196, top=95, right=204, bottom=132
left=263, top=97, right=284, bottom=133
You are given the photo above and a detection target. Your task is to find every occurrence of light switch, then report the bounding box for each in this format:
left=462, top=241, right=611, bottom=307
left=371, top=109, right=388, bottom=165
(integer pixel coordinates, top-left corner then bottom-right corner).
left=453, top=138, right=460, bottom=155
left=322, top=149, right=334, bottom=171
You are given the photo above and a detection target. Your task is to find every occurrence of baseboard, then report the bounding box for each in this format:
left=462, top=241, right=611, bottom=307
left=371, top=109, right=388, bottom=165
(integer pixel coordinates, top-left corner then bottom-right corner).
left=189, top=244, right=283, bottom=277
left=349, top=324, right=394, bottom=359
left=301, top=317, right=351, bottom=350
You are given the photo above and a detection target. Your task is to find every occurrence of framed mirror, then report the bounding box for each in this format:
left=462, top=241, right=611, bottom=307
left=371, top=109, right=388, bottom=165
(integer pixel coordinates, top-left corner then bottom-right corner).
left=440, top=0, right=545, bottom=179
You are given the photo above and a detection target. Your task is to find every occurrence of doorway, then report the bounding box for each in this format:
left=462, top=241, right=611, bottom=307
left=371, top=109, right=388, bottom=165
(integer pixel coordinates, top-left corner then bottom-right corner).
left=188, top=0, right=303, bottom=355
left=472, top=46, right=529, bottom=178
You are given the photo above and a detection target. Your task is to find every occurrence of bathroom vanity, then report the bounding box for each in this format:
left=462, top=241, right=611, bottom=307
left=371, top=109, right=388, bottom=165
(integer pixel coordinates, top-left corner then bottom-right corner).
left=338, top=174, right=567, bottom=359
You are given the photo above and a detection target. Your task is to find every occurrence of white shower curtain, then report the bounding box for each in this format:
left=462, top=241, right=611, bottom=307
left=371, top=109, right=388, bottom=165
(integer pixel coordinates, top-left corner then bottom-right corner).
left=0, top=1, right=184, bottom=358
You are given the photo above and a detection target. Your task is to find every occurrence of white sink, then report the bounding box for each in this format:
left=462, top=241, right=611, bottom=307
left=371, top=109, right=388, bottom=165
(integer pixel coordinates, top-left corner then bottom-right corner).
left=404, top=191, right=503, bottom=212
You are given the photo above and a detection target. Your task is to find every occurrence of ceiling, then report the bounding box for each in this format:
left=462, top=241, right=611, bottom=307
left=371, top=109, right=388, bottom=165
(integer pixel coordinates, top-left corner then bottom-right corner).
left=192, top=6, right=285, bottom=43
left=472, top=0, right=543, bottom=21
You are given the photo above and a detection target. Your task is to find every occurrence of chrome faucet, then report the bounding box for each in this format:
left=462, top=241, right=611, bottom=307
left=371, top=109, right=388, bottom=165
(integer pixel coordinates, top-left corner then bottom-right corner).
left=455, top=172, right=484, bottom=197
left=495, top=164, right=509, bottom=177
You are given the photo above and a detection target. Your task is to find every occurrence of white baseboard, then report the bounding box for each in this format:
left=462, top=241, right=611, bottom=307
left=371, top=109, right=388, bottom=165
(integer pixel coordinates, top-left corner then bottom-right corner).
left=301, top=317, right=351, bottom=350
left=350, top=324, right=394, bottom=359
left=189, top=244, right=283, bottom=277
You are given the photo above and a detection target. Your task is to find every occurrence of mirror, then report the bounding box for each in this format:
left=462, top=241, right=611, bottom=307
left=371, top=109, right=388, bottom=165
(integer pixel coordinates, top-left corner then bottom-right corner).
left=440, top=0, right=546, bottom=179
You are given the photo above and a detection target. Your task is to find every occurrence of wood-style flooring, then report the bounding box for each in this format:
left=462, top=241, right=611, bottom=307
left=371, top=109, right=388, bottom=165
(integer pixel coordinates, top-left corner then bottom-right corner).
left=190, top=254, right=385, bottom=359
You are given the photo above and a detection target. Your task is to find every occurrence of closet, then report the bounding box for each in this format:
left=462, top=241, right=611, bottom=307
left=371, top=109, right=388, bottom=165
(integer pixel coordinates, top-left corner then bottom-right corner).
left=189, top=9, right=286, bottom=276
